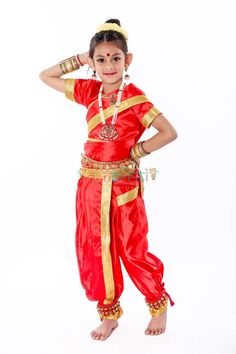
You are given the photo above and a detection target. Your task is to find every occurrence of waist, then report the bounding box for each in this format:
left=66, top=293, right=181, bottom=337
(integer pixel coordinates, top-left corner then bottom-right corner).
left=83, top=140, right=133, bottom=161
left=80, top=153, right=138, bottom=180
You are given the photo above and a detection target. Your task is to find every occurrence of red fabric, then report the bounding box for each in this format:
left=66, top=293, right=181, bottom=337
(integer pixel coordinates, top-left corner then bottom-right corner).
left=71, top=79, right=175, bottom=316
left=71, top=79, right=159, bottom=161
left=75, top=169, right=175, bottom=314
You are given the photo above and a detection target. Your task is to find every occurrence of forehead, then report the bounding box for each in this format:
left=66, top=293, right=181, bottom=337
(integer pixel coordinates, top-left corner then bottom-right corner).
left=94, top=42, right=123, bottom=57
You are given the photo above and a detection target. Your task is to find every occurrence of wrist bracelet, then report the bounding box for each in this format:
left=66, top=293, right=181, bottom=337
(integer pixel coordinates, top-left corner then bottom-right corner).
left=130, top=141, right=150, bottom=161
left=76, top=54, right=84, bottom=66
left=59, top=55, right=80, bottom=74
left=140, top=141, right=150, bottom=155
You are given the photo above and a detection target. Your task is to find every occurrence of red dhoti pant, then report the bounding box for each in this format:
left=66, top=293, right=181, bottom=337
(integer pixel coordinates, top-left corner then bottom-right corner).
left=75, top=154, right=175, bottom=321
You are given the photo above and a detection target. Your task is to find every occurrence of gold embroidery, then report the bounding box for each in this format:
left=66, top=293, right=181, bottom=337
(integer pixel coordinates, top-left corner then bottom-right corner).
left=64, top=78, right=75, bottom=101
left=142, top=107, right=162, bottom=128
left=116, top=186, right=139, bottom=206
left=80, top=166, right=135, bottom=180
left=88, top=95, right=150, bottom=134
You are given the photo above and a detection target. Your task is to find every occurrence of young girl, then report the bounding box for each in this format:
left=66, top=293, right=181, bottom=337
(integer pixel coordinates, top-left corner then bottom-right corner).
left=39, top=18, right=177, bottom=341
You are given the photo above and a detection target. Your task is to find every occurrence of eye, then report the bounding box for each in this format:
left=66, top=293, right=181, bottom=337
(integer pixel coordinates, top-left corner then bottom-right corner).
left=97, top=58, right=104, bottom=63
left=114, top=57, right=121, bottom=61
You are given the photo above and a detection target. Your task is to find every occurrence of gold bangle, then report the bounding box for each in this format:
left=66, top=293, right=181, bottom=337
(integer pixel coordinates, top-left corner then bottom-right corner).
left=59, top=62, right=67, bottom=75
left=130, top=141, right=150, bottom=160
left=140, top=141, right=150, bottom=155
left=59, top=55, right=80, bottom=74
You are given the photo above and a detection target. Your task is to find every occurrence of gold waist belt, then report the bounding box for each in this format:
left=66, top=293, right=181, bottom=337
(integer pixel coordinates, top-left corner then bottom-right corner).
left=80, top=153, right=137, bottom=180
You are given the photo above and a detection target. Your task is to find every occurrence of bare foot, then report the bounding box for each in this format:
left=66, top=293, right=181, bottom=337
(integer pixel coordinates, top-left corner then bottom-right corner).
left=91, top=319, right=118, bottom=340
left=144, top=309, right=167, bottom=335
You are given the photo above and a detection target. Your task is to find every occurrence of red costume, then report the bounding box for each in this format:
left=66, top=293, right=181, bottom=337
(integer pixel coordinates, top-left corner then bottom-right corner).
left=65, top=78, right=175, bottom=320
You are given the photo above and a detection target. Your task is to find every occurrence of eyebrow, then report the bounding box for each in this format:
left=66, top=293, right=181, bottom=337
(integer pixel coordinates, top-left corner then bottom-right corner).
left=95, top=53, right=122, bottom=58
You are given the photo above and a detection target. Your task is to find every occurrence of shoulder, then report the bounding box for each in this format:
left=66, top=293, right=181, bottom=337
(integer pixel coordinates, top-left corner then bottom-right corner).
left=74, top=78, right=101, bottom=91
left=125, top=82, right=152, bottom=108
left=65, top=78, right=101, bottom=106
left=125, top=82, right=146, bottom=96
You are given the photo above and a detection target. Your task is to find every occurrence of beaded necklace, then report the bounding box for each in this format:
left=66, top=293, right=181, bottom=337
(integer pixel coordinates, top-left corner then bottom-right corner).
left=98, top=80, right=126, bottom=141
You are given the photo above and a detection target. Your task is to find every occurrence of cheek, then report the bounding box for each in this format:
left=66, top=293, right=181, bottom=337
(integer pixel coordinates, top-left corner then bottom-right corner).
left=116, top=60, right=125, bottom=68
left=95, top=64, right=102, bottom=71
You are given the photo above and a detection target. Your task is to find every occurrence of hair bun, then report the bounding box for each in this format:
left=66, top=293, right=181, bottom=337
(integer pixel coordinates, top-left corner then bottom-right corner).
left=105, top=18, right=121, bottom=27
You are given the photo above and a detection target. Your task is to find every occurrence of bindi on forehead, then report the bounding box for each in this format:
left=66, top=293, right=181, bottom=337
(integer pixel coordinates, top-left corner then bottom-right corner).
left=95, top=52, right=122, bottom=58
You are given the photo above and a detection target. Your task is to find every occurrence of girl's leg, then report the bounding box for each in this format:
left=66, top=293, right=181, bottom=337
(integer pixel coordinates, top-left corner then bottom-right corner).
left=115, top=187, right=175, bottom=316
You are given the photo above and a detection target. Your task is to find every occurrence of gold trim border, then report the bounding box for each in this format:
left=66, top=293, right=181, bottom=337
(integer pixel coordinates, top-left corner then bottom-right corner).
left=88, top=95, right=150, bottom=134
left=101, top=174, right=115, bottom=304
left=142, top=107, right=162, bottom=128
left=64, top=78, right=76, bottom=101
left=116, top=186, right=139, bottom=206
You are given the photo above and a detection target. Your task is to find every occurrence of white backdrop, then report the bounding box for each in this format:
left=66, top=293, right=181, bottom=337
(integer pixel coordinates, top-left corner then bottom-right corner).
left=0, top=0, right=235, bottom=353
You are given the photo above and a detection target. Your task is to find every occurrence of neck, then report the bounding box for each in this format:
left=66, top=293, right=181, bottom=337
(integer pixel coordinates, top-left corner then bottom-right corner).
left=102, top=77, right=123, bottom=94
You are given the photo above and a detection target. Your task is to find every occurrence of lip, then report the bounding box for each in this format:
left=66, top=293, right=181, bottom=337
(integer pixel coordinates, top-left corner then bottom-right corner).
left=103, top=72, right=116, bottom=76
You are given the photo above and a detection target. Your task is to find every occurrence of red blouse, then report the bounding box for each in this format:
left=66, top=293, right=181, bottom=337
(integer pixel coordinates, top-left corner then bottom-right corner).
left=64, top=78, right=162, bottom=162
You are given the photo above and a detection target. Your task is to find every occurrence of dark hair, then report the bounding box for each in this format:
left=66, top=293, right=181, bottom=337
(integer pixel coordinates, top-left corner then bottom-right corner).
left=89, top=18, right=128, bottom=58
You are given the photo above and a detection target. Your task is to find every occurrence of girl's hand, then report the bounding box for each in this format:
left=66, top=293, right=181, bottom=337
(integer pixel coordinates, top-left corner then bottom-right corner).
left=77, top=51, right=91, bottom=66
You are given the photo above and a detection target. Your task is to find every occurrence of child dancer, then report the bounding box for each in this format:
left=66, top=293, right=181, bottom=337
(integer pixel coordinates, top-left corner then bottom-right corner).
left=39, top=18, right=177, bottom=341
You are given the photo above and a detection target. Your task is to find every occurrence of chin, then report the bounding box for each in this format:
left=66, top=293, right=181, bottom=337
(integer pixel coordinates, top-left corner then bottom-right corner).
left=104, top=76, right=122, bottom=83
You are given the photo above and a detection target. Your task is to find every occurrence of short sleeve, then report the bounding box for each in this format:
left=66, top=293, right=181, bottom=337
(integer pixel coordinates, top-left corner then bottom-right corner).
left=64, top=78, right=93, bottom=107
left=130, top=85, right=162, bottom=128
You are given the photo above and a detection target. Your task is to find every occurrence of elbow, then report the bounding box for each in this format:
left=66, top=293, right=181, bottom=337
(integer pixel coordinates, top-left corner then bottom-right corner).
left=39, top=71, right=44, bottom=81
left=172, top=130, right=178, bottom=140
left=167, top=129, right=178, bottom=142
left=39, top=70, right=47, bottom=82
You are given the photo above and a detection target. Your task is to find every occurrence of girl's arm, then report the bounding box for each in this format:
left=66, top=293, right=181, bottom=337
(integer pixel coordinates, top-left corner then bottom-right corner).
left=39, top=52, right=90, bottom=93
left=142, top=114, right=178, bottom=153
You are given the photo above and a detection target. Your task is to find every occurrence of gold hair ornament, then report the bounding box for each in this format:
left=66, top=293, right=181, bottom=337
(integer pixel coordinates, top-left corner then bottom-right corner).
left=95, top=23, right=128, bottom=41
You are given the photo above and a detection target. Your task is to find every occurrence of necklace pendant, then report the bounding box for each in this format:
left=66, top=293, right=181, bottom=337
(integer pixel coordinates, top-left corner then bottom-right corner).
left=99, top=124, right=119, bottom=141
left=110, top=95, right=117, bottom=105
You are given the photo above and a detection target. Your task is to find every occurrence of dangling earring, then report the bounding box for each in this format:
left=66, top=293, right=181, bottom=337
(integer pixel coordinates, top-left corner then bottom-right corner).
left=92, top=70, right=97, bottom=79
left=124, top=67, right=131, bottom=81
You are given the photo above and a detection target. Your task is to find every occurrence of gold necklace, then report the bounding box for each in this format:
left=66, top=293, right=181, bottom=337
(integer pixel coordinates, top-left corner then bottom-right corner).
left=101, top=93, right=118, bottom=105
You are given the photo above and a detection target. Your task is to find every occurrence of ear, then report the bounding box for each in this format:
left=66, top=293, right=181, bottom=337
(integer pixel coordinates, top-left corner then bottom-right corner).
left=125, top=52, right=133, bottom=68
left=87, top=57, right=95, bottom=71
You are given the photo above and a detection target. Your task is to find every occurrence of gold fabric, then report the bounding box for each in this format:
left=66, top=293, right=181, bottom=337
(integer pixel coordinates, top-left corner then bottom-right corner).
left=146, top=293, right=169, bottom=317
left=101, top=174, right=115, bottom=304
left=142, top=107, right=162, bottom=128
left=64, top=78, right=75, bottom=101
left=149, top=301, right=168, bottom=317
left=116, top=186, right=139, bottom=206
left=97, top=300, right=124, bottom=321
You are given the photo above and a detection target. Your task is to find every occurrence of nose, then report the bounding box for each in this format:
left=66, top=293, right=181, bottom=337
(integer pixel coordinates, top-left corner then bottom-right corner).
left=105, top=62, right=114, bottom=70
